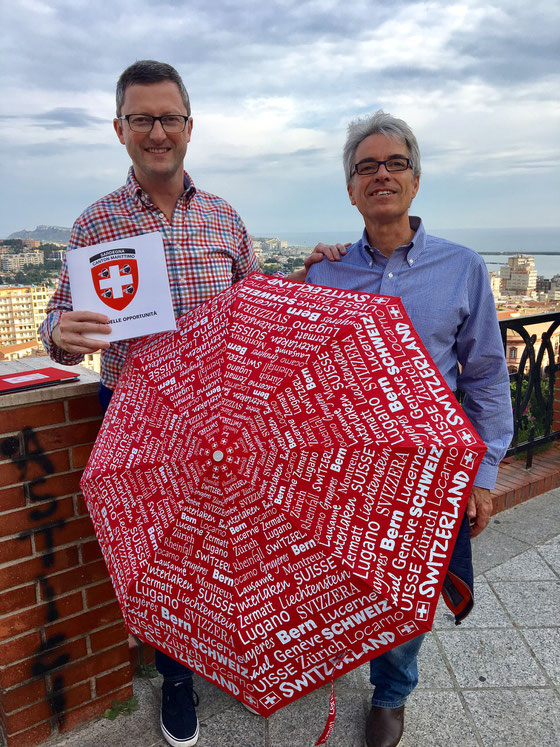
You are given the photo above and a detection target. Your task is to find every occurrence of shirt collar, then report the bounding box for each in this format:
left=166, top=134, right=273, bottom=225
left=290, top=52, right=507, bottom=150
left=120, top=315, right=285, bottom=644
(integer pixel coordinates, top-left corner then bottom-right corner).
left=124, top=167, right=197, bottom=206
left=361, top=216, right=426, bottom=264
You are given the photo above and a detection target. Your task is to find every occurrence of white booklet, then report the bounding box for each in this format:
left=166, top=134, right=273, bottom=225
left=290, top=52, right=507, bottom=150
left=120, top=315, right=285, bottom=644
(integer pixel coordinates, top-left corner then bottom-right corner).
left=66, top=231, right=176, bottom=342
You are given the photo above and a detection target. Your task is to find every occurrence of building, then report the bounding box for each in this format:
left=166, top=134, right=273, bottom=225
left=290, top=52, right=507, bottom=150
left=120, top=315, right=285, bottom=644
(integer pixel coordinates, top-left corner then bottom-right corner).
left=0, top=284, right=51, bottom=348
left=535, top=275, right=560, bottom=303
left=49, top=248, right=66, bottom=261
left=500, top=255, right=538, bottom=297
left=0, top=340, right=41, bottom=361
left=489, top=271, right=502, bottom=300
left=548, top=275, right=560, bottom=302
left=264, top=238, right=288, bottom=251
left=500, top=312, right=560, bottom=374
left=536, top=276, right=551, bottom=293
left=251, top=236, right=289, bottom=253
left=80, top=351, right=102, bottom=375
left=1, top=251, right=44, bottom=272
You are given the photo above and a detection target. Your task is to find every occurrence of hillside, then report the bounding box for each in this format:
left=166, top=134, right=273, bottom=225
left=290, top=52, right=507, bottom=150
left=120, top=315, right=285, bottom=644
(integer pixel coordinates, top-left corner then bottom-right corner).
left=8, top=225, right=71, bottom=243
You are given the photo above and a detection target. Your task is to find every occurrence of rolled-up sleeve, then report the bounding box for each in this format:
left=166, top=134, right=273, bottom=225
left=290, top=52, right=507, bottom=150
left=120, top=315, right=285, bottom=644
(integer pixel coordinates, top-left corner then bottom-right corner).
left=232, top=213, right=259, bottom=282
left=39, top=221, right=92, bottom=366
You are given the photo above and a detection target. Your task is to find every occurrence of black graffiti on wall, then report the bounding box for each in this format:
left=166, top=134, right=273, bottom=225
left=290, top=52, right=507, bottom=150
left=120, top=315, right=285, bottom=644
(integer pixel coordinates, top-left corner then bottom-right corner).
left=1, top=427, right=69, bottom=726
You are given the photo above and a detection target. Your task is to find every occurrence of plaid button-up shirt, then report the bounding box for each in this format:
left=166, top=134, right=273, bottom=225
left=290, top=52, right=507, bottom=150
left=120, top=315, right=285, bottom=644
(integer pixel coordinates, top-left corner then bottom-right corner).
left=40, top=168, right=259, bottom=389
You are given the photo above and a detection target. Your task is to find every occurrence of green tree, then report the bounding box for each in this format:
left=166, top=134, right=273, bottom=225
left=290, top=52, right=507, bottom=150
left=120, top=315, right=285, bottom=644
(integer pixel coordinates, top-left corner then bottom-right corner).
left=262, top=262, right=281, bottom=275
left=1, top=239, right=24, bottom=251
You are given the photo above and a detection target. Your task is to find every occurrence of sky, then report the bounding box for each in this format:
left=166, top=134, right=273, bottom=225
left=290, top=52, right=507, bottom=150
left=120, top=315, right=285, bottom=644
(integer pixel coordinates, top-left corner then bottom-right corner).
left=2, top=0, right=559, bottom=239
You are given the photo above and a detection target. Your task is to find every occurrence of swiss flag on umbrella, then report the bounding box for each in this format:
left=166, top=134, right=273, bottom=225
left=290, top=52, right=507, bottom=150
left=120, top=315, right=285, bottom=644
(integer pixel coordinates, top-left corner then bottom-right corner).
left=81, top=274, right=485, bottom=737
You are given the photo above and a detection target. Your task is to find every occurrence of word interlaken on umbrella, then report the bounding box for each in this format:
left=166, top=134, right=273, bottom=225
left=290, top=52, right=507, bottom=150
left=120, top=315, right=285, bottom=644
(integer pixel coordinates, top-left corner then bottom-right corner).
left=81, top=273, right=485, bottom=736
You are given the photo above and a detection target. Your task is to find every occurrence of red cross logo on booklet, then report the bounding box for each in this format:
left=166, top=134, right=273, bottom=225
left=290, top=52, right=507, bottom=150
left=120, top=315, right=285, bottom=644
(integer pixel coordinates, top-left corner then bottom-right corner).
left=90, top=247, right=139, bottom=311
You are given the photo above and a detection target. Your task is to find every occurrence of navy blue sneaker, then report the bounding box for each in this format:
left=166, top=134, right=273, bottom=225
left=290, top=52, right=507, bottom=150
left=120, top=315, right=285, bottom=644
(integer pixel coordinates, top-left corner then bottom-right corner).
left=160, top=680, right=200, bottom=747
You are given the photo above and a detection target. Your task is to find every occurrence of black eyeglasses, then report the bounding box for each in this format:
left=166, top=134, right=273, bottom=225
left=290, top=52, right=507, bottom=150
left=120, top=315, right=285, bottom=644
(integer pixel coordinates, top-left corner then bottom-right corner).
left=353, top=157, right=412, bottom=176
left=118, top=114, right=190, bottom=133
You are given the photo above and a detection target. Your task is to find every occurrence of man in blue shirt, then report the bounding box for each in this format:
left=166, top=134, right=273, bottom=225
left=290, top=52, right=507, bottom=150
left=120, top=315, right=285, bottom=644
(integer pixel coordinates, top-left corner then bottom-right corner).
left=306, top=111, right=513, bottom=747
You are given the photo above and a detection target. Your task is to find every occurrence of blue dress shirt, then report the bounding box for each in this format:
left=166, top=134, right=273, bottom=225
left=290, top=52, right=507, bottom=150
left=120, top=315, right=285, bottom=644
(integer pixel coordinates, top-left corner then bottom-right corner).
left=306, top=217, right=513, bottom=489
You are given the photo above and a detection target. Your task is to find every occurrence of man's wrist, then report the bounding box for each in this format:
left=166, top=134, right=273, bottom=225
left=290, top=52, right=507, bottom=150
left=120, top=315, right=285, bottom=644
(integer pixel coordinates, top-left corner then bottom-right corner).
left=51, top=321, right=62, bottom=348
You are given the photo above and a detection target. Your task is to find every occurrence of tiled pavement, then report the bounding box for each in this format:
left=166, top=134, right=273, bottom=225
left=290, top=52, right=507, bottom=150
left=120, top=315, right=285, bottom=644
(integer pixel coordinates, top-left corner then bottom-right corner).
left=46, top=488, right=560, bottom=747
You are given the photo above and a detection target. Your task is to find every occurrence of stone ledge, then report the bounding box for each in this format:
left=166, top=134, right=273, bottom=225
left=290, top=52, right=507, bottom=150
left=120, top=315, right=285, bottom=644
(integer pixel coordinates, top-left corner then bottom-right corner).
left=0, top=358, right=99, bottom=410
left=491, top=443, right=560, bottom=515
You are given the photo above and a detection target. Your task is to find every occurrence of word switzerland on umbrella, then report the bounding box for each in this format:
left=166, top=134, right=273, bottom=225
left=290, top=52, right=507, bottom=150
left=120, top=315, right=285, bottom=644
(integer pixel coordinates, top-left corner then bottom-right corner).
left=81, top=274, right=485, bottom=743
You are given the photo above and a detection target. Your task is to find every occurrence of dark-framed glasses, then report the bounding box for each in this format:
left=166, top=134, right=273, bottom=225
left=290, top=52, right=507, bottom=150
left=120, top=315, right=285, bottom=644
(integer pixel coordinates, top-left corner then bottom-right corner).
left=118, top=114, right=190, bottom=133
left=353, top=157, right=412, bottom=176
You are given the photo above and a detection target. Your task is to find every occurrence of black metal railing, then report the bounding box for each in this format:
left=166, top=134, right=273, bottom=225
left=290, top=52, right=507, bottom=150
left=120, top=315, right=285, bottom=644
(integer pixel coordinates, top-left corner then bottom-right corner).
left=499, top=311, right=560, bottom=468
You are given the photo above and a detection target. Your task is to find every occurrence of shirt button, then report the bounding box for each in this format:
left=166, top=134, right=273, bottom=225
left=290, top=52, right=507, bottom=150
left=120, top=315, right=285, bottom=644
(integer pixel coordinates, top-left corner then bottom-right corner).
left=409, top=259, right=414, bottom=265
left=388, top=272, right=394, bottom=278
left=158, top=212, right=165, bottom=219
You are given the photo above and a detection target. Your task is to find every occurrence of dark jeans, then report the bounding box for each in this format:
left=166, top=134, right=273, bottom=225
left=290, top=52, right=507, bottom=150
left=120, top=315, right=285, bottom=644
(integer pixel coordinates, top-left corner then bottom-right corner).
left=99, top=384, right=193, bottom=684
left=369, top=634, right=425, bottom=707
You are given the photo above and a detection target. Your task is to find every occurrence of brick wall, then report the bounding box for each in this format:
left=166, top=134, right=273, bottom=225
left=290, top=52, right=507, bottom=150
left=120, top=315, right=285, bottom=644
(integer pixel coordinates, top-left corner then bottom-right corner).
left=0, top=386, right=133, bottom=746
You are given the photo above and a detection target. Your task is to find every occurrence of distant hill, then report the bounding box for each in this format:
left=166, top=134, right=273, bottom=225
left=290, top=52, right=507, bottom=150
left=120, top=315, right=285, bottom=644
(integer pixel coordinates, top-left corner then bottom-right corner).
left=8, top=225, right=71, bottom=243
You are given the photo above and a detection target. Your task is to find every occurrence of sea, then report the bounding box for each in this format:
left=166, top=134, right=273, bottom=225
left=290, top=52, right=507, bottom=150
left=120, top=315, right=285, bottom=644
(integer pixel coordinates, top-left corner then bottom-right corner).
left=274, top=227, right=560, bottom=279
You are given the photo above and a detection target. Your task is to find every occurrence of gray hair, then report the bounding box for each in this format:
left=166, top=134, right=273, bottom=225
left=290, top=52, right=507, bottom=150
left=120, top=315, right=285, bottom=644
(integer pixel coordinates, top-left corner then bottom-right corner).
left=116, top=60, right=191, bottom=117
left=343, top=110, right=421, bottom=183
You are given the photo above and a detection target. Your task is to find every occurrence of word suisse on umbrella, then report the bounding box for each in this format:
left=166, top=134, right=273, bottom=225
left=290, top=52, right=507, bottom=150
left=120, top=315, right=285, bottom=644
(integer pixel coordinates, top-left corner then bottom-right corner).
left=81, top=273, right=485, bottom=718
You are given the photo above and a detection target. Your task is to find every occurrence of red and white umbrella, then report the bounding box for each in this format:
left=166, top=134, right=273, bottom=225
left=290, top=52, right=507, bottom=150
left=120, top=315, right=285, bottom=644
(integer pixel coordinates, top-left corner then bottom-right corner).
left=81, top=273, right=485, bottom=733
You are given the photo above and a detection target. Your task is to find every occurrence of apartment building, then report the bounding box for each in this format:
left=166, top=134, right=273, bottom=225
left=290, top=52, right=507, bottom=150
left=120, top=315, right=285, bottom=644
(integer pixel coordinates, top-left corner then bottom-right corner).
left=0, top=284, right=51, bottom=348
left=1, top=251, right=45, bottom=272
left=489, top=271, right=502, bottom=300
left=500, top=255, right=538, bottom=296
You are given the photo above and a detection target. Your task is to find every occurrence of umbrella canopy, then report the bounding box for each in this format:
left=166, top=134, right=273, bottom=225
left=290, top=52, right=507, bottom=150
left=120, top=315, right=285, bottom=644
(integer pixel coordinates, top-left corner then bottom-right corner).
left=81, top=273, right=485, bottom=716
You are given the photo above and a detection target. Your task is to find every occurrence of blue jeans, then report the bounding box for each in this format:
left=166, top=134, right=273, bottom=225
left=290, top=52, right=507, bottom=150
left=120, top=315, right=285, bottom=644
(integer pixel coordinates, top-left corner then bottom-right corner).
left=155, top=649, right=193, bottom=683
left=99, top=384, right=193, bottom=684
left=370, top=634, right=425, bottom=707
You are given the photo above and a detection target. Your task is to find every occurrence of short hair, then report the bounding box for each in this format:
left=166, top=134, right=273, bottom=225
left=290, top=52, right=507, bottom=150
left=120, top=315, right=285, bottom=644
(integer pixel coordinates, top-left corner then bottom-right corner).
left=343, top=110, right=421, bottom=183
left=116, top=60, right=191, bottom=117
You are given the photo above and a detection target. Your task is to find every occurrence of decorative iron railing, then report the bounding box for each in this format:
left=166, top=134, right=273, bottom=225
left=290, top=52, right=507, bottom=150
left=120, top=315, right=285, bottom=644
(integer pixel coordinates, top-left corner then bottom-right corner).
left=499, top=311, right=560, bottom=468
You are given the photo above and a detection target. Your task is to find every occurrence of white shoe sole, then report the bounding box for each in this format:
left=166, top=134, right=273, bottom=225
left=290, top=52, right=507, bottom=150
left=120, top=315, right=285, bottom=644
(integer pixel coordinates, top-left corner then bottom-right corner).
left=160, top=717, right=199, bottom=747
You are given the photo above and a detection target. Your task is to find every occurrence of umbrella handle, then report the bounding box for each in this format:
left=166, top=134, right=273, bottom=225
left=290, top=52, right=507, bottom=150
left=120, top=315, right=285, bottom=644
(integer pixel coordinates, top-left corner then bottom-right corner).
left=314, top=650, right=348, bottom=745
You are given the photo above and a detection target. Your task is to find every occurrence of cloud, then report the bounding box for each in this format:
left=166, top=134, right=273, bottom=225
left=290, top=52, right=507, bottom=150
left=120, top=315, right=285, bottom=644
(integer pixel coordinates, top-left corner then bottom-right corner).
left=29, top=108, right=107, bottom=129
left=199, top=146, right=327, bottom=175
left=0, top=0, right=559, bottom=236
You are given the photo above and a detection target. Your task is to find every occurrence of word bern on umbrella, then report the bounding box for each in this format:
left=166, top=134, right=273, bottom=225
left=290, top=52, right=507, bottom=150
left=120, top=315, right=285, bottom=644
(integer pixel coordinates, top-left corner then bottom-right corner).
left=81, top=273, right=485, bottom=715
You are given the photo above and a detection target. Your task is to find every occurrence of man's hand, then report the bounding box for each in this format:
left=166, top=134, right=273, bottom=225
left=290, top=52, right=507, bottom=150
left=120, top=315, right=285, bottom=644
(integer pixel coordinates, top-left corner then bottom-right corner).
left=467, top=486, right=493, bottom=538
left=289, top=243, right=349, bottom=282
left=52, top=310, right=111, bottom=354
left=306, top=243, right=349, bottom=267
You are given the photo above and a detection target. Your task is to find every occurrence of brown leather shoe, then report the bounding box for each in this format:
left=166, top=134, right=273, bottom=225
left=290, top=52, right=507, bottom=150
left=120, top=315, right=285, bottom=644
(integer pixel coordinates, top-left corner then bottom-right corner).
left=365, top=705, right=405, bottom=747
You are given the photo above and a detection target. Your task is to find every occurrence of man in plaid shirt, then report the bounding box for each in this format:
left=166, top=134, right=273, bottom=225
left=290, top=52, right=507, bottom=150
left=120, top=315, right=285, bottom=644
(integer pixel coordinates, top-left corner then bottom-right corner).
left=41, top=60, right=321, bottom=747
left=40, top=61, right=260, bottom=398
